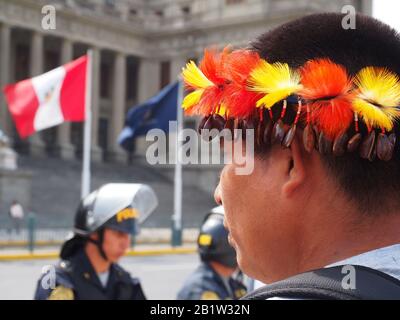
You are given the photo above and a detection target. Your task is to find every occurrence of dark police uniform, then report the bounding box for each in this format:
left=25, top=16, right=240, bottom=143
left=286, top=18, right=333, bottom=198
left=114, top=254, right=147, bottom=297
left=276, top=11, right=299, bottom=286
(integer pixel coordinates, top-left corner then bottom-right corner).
left=34, top=249, right=146, bottom=300
left=177, top=262, right=247, bottom=300
left=33, top=183, right=158, bottom=300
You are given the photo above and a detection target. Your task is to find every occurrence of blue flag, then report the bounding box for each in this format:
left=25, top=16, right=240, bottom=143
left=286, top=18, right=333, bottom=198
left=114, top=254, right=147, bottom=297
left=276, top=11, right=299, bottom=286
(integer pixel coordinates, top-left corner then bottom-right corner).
left=118, top=81, right=179, bottom=151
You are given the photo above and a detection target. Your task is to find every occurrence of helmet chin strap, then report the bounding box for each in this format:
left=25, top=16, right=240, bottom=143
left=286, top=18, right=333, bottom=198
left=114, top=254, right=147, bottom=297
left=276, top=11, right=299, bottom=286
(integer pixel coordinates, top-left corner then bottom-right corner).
left=87, top=228, right=108, bottom=262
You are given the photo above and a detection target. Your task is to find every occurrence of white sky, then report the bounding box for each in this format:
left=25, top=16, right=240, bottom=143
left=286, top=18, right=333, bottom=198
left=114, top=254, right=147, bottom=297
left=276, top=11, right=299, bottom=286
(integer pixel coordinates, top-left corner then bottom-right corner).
left=372, top=0, right=400, bottom=31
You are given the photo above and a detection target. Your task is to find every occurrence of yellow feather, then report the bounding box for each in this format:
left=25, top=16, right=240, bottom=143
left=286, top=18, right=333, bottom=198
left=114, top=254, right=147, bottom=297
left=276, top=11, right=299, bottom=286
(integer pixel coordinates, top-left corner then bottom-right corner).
left=353, top=67, right=400, bottom=130
left=216, top=103, right=227, bottom=116
left=182, top=89, right=204, bottom=110
left=354, top=67, right=400, bottom=107
left=352, top=98, right=397, bottom=131
left=256, top=88, right=301, bottom=109
left=182, top=61, right=214, bottom=89
left=248, top=60, right=302, bottom=108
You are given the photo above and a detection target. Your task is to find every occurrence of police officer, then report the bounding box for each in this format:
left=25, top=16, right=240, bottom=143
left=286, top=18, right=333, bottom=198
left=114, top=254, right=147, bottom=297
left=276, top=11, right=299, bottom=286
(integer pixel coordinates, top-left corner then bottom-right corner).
left=177, top=206, right=247, bottom=300
left=34, top=183, right=158, bottom=300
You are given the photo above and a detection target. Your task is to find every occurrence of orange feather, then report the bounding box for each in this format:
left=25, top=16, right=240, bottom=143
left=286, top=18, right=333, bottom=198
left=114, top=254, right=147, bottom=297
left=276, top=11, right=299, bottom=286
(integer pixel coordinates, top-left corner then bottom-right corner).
left=309, top=98, right=354, bottom=139
left=300, top=59, right=354, bottom=139
left=222, top=49, right=261, bottom=117
left=300, top=58, right=352, bottom=99
left=200, top=47, right=229, bottom=86
left=185, top=47, right=231, bottom=115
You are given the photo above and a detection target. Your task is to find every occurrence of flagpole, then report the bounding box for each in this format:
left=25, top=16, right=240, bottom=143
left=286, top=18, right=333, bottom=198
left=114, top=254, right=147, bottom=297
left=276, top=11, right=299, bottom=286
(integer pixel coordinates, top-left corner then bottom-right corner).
left=81, top=49, right=93, bottom=199
left=172, top=79, right=184, bottom=246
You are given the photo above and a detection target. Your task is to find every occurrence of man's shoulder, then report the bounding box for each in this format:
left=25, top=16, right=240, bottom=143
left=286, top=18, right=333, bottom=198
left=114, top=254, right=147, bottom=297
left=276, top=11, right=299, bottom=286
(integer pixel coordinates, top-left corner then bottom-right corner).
left=243, top=265, right=400, bottom=300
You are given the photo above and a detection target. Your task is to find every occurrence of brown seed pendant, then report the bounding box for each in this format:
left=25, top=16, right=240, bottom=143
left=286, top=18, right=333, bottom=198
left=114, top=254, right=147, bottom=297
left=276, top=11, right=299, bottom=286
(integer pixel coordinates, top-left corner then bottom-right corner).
left=211, top=114, right=226, bottom=131
left=359, top=131, right=376, bottom=161
left=318, top=132, right=333, bottom=154
left=198, top=116, right=210, bottom=134
left=271, top=120, right=286, bottom=144
left=224, top=118, right=235, bottom=131
left=332, top=132, right=349, bottom=156
left=282, top=124, right=297, bottom=148
left=347, top=133, right=362, bottom=153
left=202, top=116, right=214, bottom=131
left=241, top=118, right=255, bottom=139
left=201, top=116, right=220, bottom=141
left=303, top=124, right=315, bottom=153
left=313, top=126, right=320, bottom=151
left=389, top=132, right=396, bottom=147
left=242, top=118, right=255, bottom=130
left=376, top=133, right=393, bottom=161
left=256, top=122, right=265, bottom=147
left=263, top=121, right=273, bottom=145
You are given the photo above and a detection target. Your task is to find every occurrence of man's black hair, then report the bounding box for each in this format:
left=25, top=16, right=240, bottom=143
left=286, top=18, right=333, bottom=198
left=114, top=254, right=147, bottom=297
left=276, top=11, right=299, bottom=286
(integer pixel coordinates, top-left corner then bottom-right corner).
left=251, top=13, right=400, bottom=215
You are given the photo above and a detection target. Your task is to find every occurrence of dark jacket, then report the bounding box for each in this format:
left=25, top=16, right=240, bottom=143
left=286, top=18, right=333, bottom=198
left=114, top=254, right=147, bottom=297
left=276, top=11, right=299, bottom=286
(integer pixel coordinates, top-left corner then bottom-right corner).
left=177, top=262, right=247, bottom=300
left=34, top=249, right=146, bottom=300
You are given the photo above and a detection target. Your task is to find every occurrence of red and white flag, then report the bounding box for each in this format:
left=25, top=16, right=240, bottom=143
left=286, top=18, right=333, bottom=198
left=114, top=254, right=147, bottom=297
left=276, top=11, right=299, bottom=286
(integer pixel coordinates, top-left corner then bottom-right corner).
left=3, top=55, right=88, bottom=138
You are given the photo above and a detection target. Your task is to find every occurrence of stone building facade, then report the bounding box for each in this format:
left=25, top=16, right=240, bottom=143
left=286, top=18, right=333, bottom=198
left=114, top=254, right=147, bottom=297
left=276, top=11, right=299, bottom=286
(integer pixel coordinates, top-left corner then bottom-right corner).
left=0, top=0, right=371, bottom=164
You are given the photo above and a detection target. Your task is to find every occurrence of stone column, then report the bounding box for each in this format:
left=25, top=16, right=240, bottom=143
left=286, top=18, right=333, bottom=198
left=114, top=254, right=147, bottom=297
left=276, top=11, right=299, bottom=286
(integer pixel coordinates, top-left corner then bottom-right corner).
left=57, top=38, right=75, bottom=160
left=109, top=52, right=127, bottom=163
left=168, top=56, right=187, bottom=162
left=138, top=58, right=161, bottom=103
left=135, top=58, right=161, bottom=156
left=29, top=31, right=46, bottom=157
left=0, top=24, right=11, bottom=138
left=90, top=46, right=102, bottom=162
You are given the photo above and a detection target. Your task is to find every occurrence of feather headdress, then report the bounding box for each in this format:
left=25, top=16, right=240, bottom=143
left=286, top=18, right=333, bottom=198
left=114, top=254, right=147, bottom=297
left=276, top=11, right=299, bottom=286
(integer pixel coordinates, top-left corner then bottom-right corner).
left=181, top=47, right=400, bottom=161
left=352, top=67, right=400, bottom=132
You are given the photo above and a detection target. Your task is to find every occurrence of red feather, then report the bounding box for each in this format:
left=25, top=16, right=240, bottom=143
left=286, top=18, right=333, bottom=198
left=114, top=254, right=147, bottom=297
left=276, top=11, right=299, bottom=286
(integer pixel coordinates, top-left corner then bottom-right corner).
left=300, top=58, right=352, bottom=99
left=309, top=98, right=354, bottom=139
left=223, top=86, right=261, bottom=118
left=185, top=47, right=231, bottom=116
left=222, top=49, right=261, bottom=118
left=198, top=86, right=225, bottom=115
left=223, top=50, right=260, bottom=85
left=200, top=47, right=229, bottom=86
left=300, top=59, right=354, bottom=139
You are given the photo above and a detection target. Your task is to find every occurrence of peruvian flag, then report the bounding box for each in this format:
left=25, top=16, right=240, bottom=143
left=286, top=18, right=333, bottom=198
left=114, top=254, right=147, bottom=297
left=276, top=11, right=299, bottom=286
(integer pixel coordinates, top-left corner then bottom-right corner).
left=3, top=55, right=88, bottom=138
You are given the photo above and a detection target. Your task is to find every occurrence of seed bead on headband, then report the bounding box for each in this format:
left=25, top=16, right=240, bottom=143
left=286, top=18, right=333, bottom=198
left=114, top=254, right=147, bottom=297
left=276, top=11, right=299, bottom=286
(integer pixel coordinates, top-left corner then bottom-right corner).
left=181, top=47, right=400, bottom=162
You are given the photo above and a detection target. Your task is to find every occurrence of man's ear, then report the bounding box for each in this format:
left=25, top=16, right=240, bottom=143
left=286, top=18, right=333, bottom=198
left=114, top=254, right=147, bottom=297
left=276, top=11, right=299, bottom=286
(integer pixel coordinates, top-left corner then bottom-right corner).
left=282, top=135, right=307, bottom=198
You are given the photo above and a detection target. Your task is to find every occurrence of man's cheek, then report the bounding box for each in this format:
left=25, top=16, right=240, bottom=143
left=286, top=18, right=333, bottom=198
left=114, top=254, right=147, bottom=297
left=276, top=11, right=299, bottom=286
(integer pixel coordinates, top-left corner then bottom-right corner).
left=223, top=163, right=244, bottom=185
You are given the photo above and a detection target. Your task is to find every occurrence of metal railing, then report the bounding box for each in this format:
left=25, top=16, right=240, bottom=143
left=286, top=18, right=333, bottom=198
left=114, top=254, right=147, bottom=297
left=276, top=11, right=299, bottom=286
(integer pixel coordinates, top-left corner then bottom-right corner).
left=0, top=213, right=199, bottom=253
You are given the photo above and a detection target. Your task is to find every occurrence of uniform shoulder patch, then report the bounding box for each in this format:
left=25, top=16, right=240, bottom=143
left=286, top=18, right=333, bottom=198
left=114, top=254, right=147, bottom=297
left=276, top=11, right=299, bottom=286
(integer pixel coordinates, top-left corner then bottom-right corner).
left=234, top=288, right=247, bottom=299
left=200, top=291, right=220, bottom=300
left=48, top=286, right=74, bottom=300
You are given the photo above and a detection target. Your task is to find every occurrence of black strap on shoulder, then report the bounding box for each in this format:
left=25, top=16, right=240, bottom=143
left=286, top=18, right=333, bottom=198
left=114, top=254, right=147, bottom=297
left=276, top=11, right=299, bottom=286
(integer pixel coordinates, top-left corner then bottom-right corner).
left=243, top=265, right=400, bottom=300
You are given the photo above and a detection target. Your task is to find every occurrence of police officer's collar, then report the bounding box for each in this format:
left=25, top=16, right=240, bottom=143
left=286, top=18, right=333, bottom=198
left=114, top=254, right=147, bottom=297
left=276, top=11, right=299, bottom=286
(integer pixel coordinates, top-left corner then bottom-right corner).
left=70, top=249, right=118, bottom=291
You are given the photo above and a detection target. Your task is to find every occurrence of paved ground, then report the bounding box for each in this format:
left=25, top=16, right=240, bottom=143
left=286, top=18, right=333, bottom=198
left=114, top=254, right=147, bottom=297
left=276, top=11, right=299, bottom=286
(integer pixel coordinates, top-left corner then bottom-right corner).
left=0, top=253, right=199, bottom=300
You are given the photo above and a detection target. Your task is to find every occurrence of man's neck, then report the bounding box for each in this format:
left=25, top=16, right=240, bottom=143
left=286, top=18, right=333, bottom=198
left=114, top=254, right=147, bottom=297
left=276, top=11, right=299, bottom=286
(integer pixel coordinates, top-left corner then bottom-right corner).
left=85, top=244, right=111, bottom=274
left=299, top=208, right=400, bottom=273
